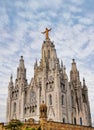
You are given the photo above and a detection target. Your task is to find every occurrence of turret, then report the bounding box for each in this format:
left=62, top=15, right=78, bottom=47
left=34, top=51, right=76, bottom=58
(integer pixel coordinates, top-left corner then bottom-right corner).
left=34, top=59, right=38, bottom=79
left=8, top=74, right=14, bottom=89
left=82, top=78, right=92, bottom=126
left=34, top=59, right=38, bottom=69
left=70, top=59, right=80, bottom=83
left=41, top=40, right=57, bottom=61
left=82, top=78, right=88, bottom=102
left=17, top=56, right=26, bottom=81
left=63, top=66, right=68, bottom=80
left=83, top=78, right=88, bottom=91
left=61, top=60, right=63, bottom=68
left=41, top=28, right=58, bottom=71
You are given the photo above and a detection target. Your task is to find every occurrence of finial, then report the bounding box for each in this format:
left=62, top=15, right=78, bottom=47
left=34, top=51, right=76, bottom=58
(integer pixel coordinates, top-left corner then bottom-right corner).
left=61, top=60, right=63, bottom=67
left=34, top=58, right=38, bottom=69
left=83, top=78, right=87, bottom=90
left=83, top=78, right=85, bottom=85
left=11, top=73, right=12, bottom=78
left=10, top=74, right=13, bottom=81
left=64, top=65, right=66, bottom=74
left=35, top=58, right=37, bottom=65
left=9, top=74, right=13, bottom=85
left=64, top=65, right=68, bottom=80
left=41, top=28, right=52, bottom=40
left=19, top=56, right=25, bottom=69
left=21, top=56, right=23, bottom=59
left=72, top=59, right=75, bottom=63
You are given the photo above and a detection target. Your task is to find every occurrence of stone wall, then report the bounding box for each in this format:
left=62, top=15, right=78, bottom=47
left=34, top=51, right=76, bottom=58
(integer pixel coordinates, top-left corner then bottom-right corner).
left=0, top=120, right=94, bottom=130
left=41, top=121, right=94, bottom=130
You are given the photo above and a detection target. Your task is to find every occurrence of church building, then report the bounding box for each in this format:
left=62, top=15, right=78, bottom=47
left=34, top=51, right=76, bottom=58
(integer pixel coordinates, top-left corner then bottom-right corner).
left=7, top=28, right=92, bottom=126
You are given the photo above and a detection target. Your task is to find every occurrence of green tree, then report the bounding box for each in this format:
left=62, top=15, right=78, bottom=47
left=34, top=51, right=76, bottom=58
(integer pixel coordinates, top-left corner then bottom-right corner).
left=5, top=119, right=23, bottom=130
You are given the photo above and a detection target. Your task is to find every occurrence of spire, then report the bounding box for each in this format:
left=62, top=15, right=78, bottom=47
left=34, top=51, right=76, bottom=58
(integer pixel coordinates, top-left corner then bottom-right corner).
left=35, top=58, right=38, bottom=66
left=83, top=78, right=88, bottom=91
left=17, top=56, right=26, bottom=80
left=71, top=59, right=77, bottom=71
left=9, top=74, right=13, bottom=88
left=70, top=59, right=80, bottom=83
left=19, top=56, right=25, bottom=69
left=34, top=58, right=38, bottom=70
left=64, top=66, right=68, bottom=80
left=35, top=58, right=37, bottom=65
left=61, top=60, right=63, bottom=68
left=41, top=28, right=58, bottom=72
left=83, top=78, right=85, bottom=86
left=10, top=74, right=13, bottom=83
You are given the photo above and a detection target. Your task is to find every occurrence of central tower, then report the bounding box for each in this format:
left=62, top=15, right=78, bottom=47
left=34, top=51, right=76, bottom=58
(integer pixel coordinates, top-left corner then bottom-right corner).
left=33, top=28, right=68, bottom=122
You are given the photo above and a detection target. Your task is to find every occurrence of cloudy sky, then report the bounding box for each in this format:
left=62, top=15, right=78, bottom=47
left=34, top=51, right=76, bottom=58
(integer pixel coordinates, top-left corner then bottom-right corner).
left=0, top=0, right=94, bottom=125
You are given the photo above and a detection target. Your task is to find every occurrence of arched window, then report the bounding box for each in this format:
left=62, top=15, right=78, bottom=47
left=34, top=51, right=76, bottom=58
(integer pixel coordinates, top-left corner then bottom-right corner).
left=80, top=117, right=82, bottom=125
left=12, top=92, right=14, bottom=98
left=24, top=108, right=26, bottom=114
left=32, top=106, right=34, bottom=112
left=49, top=94, right=52, bottom=105
left=74, top=117, right=76, bottom=125
left=63, top=118, right=65, bottom=123
left=13, top=102, right=16, bottom=113
left=62, top=95, right=64, bottom=105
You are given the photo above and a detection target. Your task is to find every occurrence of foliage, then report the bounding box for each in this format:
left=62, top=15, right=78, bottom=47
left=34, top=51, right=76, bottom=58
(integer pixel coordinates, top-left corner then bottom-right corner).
left=37, top=127, right=41, bottom=130
left=5, top=119, right=23, bottom=130
left=5, top=119, right=41, bottom=130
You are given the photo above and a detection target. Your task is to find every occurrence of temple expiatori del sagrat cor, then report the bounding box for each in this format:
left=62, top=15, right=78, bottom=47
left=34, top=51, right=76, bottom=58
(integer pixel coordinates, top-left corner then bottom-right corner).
left=7, top=28, right=92, bottom=126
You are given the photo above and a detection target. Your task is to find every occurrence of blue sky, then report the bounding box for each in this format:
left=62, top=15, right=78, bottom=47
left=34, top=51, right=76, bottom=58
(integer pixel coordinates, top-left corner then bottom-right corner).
left=0, top=0, right=94, bottom=125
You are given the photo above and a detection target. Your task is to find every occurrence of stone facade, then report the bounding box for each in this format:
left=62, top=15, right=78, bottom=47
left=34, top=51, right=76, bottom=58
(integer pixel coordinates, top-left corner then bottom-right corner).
left=7, top=30, right=92, bottom=126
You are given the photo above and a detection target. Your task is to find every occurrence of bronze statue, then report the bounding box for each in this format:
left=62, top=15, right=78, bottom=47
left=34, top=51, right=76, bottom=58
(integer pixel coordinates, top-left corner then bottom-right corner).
left=42, top=28, right=51, bottom=40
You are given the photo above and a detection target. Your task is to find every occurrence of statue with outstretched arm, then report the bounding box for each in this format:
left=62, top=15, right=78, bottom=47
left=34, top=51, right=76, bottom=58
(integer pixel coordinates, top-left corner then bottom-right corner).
left=42, top=28, right=52, bottom=40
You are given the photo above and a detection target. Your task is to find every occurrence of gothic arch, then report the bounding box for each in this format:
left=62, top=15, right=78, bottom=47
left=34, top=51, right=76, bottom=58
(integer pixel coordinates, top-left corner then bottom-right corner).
left=80, top=117, right=83, bottom=125
left=62, top=117, right=66, bottom=123
left=74, top=117, right=76, bottom=125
